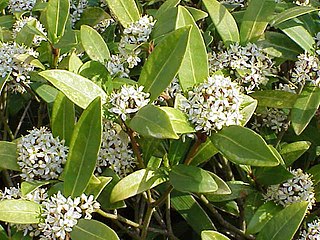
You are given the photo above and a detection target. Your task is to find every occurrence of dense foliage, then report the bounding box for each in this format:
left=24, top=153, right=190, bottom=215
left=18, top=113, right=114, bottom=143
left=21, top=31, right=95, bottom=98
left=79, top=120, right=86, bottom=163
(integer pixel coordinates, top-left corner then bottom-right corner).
left=0, top=0, right=320, bottom=239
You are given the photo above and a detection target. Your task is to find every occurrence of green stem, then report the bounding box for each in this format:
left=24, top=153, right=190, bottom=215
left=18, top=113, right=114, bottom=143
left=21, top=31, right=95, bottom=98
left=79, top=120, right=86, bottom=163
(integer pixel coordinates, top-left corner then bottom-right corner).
left=97, top=209, right=141, bottom=228
left=184, top=132, right=207, bottom=165
left=141, top=206, right=154, bottom=239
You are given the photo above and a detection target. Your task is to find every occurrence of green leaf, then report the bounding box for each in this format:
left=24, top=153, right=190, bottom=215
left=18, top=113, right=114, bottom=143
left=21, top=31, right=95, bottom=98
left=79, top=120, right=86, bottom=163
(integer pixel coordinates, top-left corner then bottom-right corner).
left=0, top=141, right=19, bottom=171
left=169, top=165, right=218, bottom=193
left=257, top=31, right=302, bottom=60
left=71, top=219, right=119, bottom=240
left=176, top=6, right=208, bottom=91
left=208, top=172, right=231, bottom=195
left=110, top=168, right=168, bottom=202
left=64, top=97, right=102, bottom=197
left=68, top=51, right=83, bottom=73
left=308, top=164, right=320, bottom=185
left=160, top=107, right=195, bottom=134
left=75, top=7, right=111, bottom=28
left=291, top=86, right=320, bottom=135
left=81, top=25, right=110, bottom=63
left=240, top=95, right=258, bottom=126
left=0, top=225, right=8, bottom=240
left=105, top=0, right=140, bottom=27
left=39, top=70, right=107, bottom=109
left=240, top=0, right=276, bottom=44
left=0, top=74, right=9, bottom=96
left=85, top=176, right=112, bottom=199
left=202, top=0, right=239, bottom=46
left=254, top=165, right=294, bottom=185
left=171, top=191, right=216, bottom=234
left=280, top=141, right=311, bottom=166
left=51, top=92, right=75, bottom=146
left=156, top=0, right=180, bottom=18
left=129, top=105, right=179, bottom=139
left=185, top=7, right=208, bottom=21
left=0, top=200, right=41, bottom=224
left=46, top=0, right=70, bottom=44
left=256, top=201, right=308, bottom=240
left=21, top=181, right=51, bottom=197
left=168, top=138, right=192, bottom=166
left=201, top=230, right=230, bottom=240
left=246, top=202, right=282, bottom=234
left=271, top=6, right=317, bottom=27
left=139, top=26, right=190, bottom=101
left=210, top=126, right=280, bottom=166
left=251, top=90, right=298, bottom=109
left=277, top=20, right=315, bottom=53
left=31, top=83, right=59, bottom=103
left=0, top=15, right=14, bottom=29
left=190, top=139, right=219, bottom=166
left=206, top=181, right=252, bottom=202
left=98, top=169, right=126, bottom=210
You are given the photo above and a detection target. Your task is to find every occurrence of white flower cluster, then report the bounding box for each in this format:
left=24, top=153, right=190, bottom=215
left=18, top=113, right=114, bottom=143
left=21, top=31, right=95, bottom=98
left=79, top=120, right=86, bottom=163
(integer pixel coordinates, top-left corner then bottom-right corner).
left=0, top=42, right=38, bottom=93
left=295, top=0, right=310, bottom=6
left=157, top=78, right=183, bottom=103
left=180, top=75, right=243, bottom=135
left=94, top=18, right=115, bottom=33
left=251, top=107, right=289, bottom=134
left=70, top=0, right=88, bottom=26
left=17, top=127, right=68, bottom=181
left=0, top=187, right=47, bottom=237
left=109, top=85, right=150, bottom=121
left=97, top=120, right=136, bottom=177
left=264, top=169, right=315, bottom=210
left=106, top=15, right=155, bottom=77
left=209, top=43, right=275, bottom=93
left=298, top=219, right=320, bottom=240
left=39, top=192, right=100, bottom=240
left=8, top=0, right=36, bottom=13
left=220, top=0, right=245, bottom=6
left=291, top=52, right=320, bottom=87
left=13, top=16, right=47, bottom=45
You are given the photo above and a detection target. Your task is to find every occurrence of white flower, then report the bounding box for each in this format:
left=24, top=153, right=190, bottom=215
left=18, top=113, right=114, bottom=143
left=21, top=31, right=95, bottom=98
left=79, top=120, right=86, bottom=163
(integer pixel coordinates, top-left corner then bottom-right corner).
left=298, top=219, right=320, bottom=240
left=38, top=192, right=99, bottom=240
left=70, top=0, right=88, bottom=26
left=109, top=85, right=150, bottom=121
left=106, top=54, right=130, bottom=77
left=17, top=127, right=68, bottom=181
left=209, top=42, right=276, bottom=93
left=8, top=0, right=36, bottom=12
left=292, top=52, right=320, bottom=87
left=180, top=75, right=243, bottom=135
left=94, top=18, right=115, bottom=33
left=264, top=169, right=315, bottom=210
left=295, top=0, right=310, bottom=6
left=13, top=16, right=47, bottom=45
left=251, top=107, right=289, bottom=134
left=0, top=42, right=38, bottom=93
left=220, top=0, right=245, bottom=6
left=97, top=120, right=136, bottom=177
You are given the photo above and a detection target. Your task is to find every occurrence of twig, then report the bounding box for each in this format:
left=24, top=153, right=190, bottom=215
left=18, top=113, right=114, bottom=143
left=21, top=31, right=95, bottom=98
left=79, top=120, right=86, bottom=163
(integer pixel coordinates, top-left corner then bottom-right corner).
left=166, top=193, right=180, bottom=240
left=14, top=101, right=31, bottom=138
left=141, top=206, right=154, bottom=239
left=184, top=132, right=207, bottom=165
left=113, top=220, right=141, bottom=240
left=97, top=209, right=141, bottom=228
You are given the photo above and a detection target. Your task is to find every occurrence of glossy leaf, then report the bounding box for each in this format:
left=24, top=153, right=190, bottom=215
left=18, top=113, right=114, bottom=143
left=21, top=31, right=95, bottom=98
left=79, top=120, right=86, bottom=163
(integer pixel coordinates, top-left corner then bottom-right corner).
left=277, top=20, right=315, bottom=53
left=168, top=138, right=192, bottom=166
left=105, top=0, right=140, bottom=27
left=185, top=7, right=208, bottom=21
left=85, top=176, right=112, bottom=199
left=176, top=6, right=208, bottom=91
left=31, top=83, right=58, bottom=103
left=139, top=26, right=190, bottom=101
left=208, top=173, right=231, bottom=195
left=256, top=201, right=308, bottom=240
left=201, top=231, right=230, bottom=240
left=210, top=126, right=280, bottom=166
left=110, top=168, right=168, bottom=202
left=202, top=0, right=239, bottom=46
left=0, top=74, right=9, bottom=96
left=46, top=0, right=70, bottom=44
left=240, top=95, right=258, bottom=126
left=291, top=86, right=320, bottom=135
left=71, top=219, right=119, bottom=240
left=64, top=97, right=102, bottom=197
left=0, top=200, right=41, bottom=224
left=280, top=141, right=311, bottom=166
left=246, top=201, right=282, bottom=234
left=81, top=25, right=110, bottom=63
left=190, top=139, right=219, bottom=166
left=251, top=90, right=298, bottom=109
left=156, top=0, right=180, bottom=18
left=308, top=164, right=320, bottom=185
left=169, top=165, right=218, bottom=193
left=51, top=92, right=75, bottom=146
left=254, top=165, right=294, bottom=186
left=171, top=191, right=216, bottom=234
left=75, top=7, right=111, bottom=28
left=240, top=0, right=276, bottom=44
left=257, top=31, right=302, bottom=60
left=206, top=181, right=252, bottom=202
left=271, top=6, right=317, bottom=27
left=39, top=70, right=107, bottom=109
left=21, top=181, right=51, bottom=197
left=0, top=141, right=19, bottom=171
